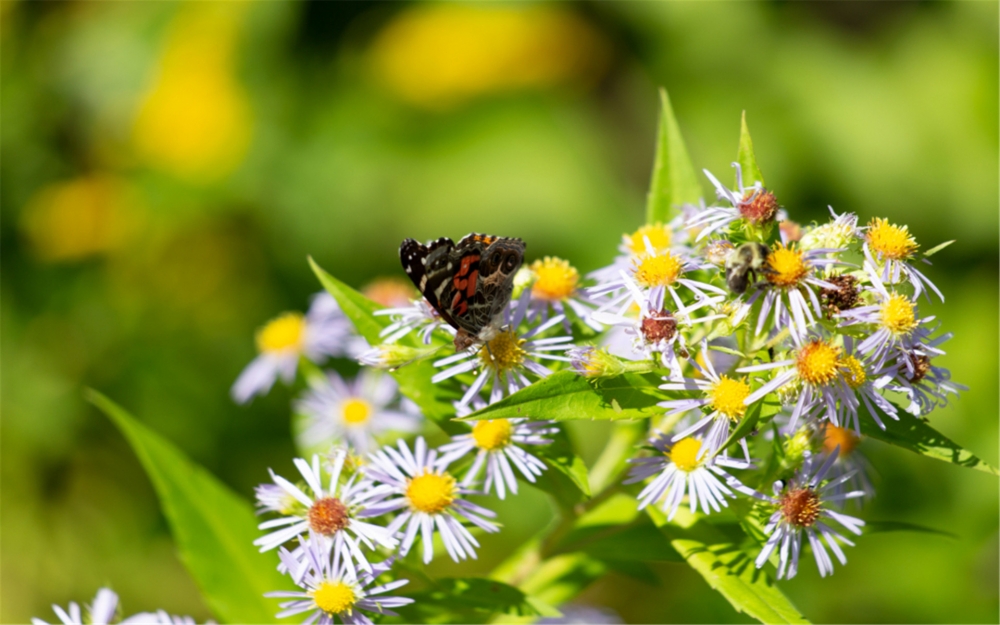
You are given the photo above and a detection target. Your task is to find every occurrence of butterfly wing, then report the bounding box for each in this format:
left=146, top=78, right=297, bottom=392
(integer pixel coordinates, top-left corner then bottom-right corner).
left=400, top=237, right=462, bottom=331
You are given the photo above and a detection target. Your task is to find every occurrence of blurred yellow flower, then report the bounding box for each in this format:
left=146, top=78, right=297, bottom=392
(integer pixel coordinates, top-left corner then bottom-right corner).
left=369, top=4, right=609, bottom=109
left=20, top=175, right=142, bottom=262
left=133, top=3, right=252, bottom=183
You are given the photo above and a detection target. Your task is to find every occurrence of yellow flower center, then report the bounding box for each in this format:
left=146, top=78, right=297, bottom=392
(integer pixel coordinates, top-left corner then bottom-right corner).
left=312, top=580, right=357, bottom=615
left=766, top=244, right=809, bottom=288
left=479, top=329, right=527, bottom=372
left=668, top=437, right=702, bottom=473
left=795, top=340, right=840, bottom=386
left=472, top=419, right=513, bottom=451
left=709, top=376, right=751, bottom=420
left=822, top=424, right=861, bottom=457
left=627, top=223, right=672, bottom=254
left=406, top=471, right=456, bottom=514
left=780, top=488, right=821, bottom=527
left=838, top=355, right=866, bottom=389
left=880, top=293, right=918, bottom=336
left=633, top=251, right=684, bottom=287
left=530, top=256, right=579, bottom=301
left=866, top=217, right=918, bottom=260
left=255, top=312, right=306, bottom=354
left=341, top=398, right=372, bottom=425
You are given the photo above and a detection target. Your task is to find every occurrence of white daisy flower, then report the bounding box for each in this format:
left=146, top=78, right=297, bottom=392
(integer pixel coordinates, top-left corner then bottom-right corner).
left=687, top=163, right=779, bottom=241
left=863, top=217, right=943, bottom=302
left=295, top=370, right=421, bottom=454
left=754, top=450, right=865, bottom=580
left=375, top=298, right=452, bottom=345
left=438, top=404, right=556, bottom=499
left=588, top=219, right=691, bottom=287
left=625, top=434, right=756, bottom=521
left=266, top=540, right=412, bottom=625
left=231, top=293, right=355, bottom=404
left=526, top=256, right=603, bottom=332
left=32, top=588, right=120, bottom=625
left=363, top=437, right=499, bottom=564
left=254, top=450, right=398, bottom=574
left=431, top=294, right=574, bottom=409
left=659, top=342, right=754, bottom=460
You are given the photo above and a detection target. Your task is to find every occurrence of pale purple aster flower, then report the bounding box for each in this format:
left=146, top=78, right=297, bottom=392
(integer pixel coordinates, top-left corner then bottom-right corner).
left=295, top=370, right=421, bottom=454
left=815, top=425, right=877, bottom=506
left=744, top=243, right=843, bottom=345
left=526, top=256, right=604, bottom=332
left=885, top=326, right=967, bottom=416
left=375, top=298, right=452, bottom=345
left=363, top=437, right=499, bottom=564
left=231, top=293, right=355, bottom=404
left=830, top=336, right=899, bottom=432
left=686, top=163, right=780, bottom=241
left=625, top=434, right=756, bottom=521
left=121, top=612, right=197, bottom=625
left=266, top=540, right=412, bottom=625
left=799, top=207, right=862, bottom=255
left=431, top=294, right=574, bottom=409
left=659, top=342, right=754, bottom=460
left=254, top=450, right=397, bottom=574
left=588, top=216, right=693, bottom=287
left=32, top=588, right=120, bottom=625
left=591, top=271, right=723, bottom=373
left=754, top=450, right=865, bottom=580
left=862, top=218, right=943, bottom=302
left=438, top=402, right=556, bottom=499
left=837, top=261, right=932, bottom=368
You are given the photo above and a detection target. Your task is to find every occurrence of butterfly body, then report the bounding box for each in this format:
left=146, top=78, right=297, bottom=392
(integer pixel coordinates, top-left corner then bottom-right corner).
left=400, top=233, right=525, bottom=351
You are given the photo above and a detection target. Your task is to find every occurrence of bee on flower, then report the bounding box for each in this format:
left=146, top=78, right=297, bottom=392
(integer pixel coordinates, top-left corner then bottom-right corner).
left=363, top=437, right=499, bottom=564
left=294, top=370, right=422, bottom=454
left=626, top=433, right=756, bottom=521
left=254, top=451, right=398, bottom=574
left=231, top=293, right=356, bottom=404
left=267, top=540, right=412, bottom=625
left=754, top=450, right=865, bottom=580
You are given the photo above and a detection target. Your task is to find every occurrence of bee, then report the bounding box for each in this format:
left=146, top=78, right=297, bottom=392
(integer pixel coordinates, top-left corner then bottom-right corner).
left=724, top=242, right=772, bottom=295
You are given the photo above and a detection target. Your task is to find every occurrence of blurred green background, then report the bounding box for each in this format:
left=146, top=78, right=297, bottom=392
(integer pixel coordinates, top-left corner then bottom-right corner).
left=2, top=1, right=997, bottom=623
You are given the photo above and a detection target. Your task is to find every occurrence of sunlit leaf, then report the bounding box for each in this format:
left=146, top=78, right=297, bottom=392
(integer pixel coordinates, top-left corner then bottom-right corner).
left=648, top=507, right=810, bottom=625
left=460, top=371, right=666, bottom=423
left=87, top=390, right=291, bottom=624
left=737, top=111, right=765, bottom=188
left=646, top=88, right=702, bottom=225
left=923, top=240, right=956, bottom=257
left=864, top=520, right=957, bottom=539
left=551, top=494, right=681, bottom=562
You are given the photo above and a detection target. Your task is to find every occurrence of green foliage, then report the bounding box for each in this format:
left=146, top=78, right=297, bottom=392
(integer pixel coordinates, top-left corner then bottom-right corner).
left=550, top=493, right=682, bottom=562
left=86, top=390, right=291, bottom=625
left=648, top=507, right=811, bottom=625
left=460, top=370, right=666, bottom=423
left=645, top=88, right=703, bottom=224
left=389, top=577, right=558, bottom=624
left=737, top=111, right=765, bottom=188
left=859, top=402, right=998, bottom=475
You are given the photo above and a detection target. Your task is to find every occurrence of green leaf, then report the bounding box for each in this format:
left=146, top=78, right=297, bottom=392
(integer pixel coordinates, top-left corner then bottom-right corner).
left=531, top=426, right=591, bottom=507
left=460, top=371, right=666, bottom=423
left=923, top=240, right=956, bottom=257
left=551, top=494, right=681, bottom=562
left=390, top=578, right=557, bottom=624
left=717, top=398, right=781, bottom=457
left=309, top=258, right=465, bottom=435
left=86, top=390, right=290, bottom=624
left=737, top=111, right=765, bottom=188
left=648, top=507, right=810, bottom=624
left=864, top=520, right=957, bottom=539
left=646, top=88, right=702, bottom=225
left=859, top=404, right=999, bottom=475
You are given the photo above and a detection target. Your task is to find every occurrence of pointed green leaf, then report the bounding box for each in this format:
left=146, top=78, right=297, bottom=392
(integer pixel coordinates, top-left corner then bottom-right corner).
left=648, top=507, right=810, bottom=624
left=531, top=426, right=591, bottom=507
left=86, top=390, right=291, bottom=624
left=737, top=111, right=765, bottom=188
left=646, top=88, right=702, bottom=225
left=459, top=371, right=666, bottom=423
left=923, top=240, right=956, bottom=257
left=308, top=258, right=464, bottom=435
left=864, top=520, right=957, bottom=539
left=859, top=403, right=999, bottom=475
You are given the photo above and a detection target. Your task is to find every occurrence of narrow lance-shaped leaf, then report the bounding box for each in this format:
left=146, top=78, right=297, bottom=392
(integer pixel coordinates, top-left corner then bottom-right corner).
left=737, top=111, right=765, bottom=188
left=308, top=257, right=464, bottom=435
left=648, top=506, right=811, bottom=625
left=459, top=371, right=667, bottom=423
left=859, top=401, right=998, bottom=476
left=646, top=88, right=702, bottom=225
left=86, top=390, right=292, bottom=624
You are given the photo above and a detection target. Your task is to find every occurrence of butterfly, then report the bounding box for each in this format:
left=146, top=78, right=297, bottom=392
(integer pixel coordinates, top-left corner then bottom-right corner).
left=399, top=233, right=525, bottom=351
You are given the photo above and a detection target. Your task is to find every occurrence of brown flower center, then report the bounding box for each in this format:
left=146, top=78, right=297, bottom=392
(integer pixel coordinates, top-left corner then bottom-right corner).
left=739, top=189, right=779, bottom=224
left=640, top=309, right=677, bottom=343
left=907, top=353, right=932, bottom=383
left=308, top=497, right=350, bottom=535
left=820, top=274, right=860, bottom=317
left=780, top=488, right=821, bottom=528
